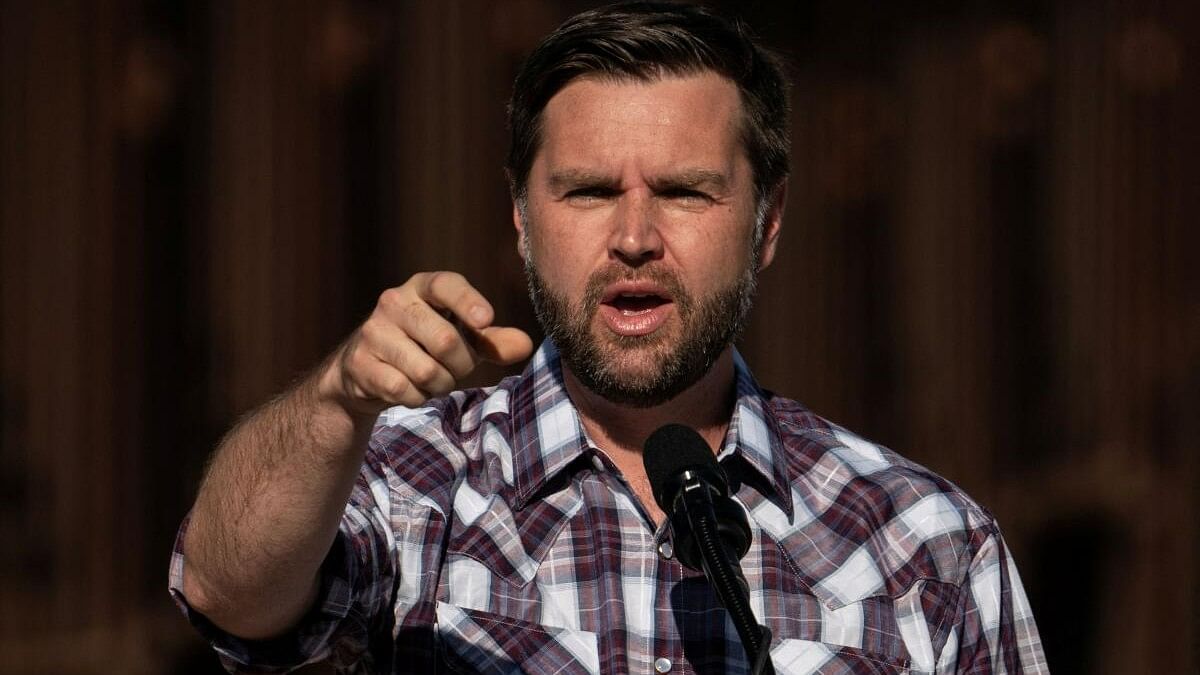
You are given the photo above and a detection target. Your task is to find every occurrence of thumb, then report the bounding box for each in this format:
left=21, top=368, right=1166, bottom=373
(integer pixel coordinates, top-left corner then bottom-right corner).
left=474, top=326, right=534, bottom=365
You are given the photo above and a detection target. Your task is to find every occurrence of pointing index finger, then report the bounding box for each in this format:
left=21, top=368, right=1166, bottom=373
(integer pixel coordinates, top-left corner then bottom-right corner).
left=417, top=271, right=494, bottom=331
left=474, top=326, right=534, bottom=366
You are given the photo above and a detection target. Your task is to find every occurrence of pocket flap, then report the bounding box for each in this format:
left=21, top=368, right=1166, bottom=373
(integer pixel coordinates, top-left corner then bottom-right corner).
left=435, top=602, right=600, bottom=674
left=771, top=639, right=912, bottom=674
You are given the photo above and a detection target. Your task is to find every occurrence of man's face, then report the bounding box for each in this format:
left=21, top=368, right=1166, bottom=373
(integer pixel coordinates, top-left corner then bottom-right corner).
left=516, top=72, right=780, bottom=406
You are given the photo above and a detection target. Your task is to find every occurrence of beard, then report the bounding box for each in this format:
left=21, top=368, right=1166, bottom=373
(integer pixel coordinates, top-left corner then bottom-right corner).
left=524, top=250, right=759, bottom=408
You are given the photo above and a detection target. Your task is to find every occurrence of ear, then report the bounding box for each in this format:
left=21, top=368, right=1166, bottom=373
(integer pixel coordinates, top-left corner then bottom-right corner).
left=512, top=199, right=527, bottom=262
left=756, top=181, right=787, bottom=271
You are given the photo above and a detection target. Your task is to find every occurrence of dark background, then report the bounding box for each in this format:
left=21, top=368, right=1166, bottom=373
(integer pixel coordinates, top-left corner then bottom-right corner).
left=1, top=1, right=1197, bottom=673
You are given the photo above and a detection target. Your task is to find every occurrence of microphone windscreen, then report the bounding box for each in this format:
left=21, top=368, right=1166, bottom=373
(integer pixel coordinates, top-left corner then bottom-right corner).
left=643, top=423, right=721, bottom=510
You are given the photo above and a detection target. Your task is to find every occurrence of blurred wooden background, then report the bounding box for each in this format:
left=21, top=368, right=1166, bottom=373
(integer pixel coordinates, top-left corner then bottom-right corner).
left=1, top=1, right=1196, bottom=673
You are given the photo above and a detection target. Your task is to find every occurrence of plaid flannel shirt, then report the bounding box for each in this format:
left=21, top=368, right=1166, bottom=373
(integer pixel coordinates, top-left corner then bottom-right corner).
left=170, top=341, right=1047, bottom=674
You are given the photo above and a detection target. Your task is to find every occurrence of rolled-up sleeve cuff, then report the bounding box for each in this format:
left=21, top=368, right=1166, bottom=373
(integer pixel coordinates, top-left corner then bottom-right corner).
left=168, top=519, right=360, bottom=673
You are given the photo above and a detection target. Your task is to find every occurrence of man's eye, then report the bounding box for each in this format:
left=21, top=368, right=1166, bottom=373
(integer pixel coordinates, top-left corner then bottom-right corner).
left=565, top=188, right=615, bottom=205
left=661, top=189, right=712, bottom=206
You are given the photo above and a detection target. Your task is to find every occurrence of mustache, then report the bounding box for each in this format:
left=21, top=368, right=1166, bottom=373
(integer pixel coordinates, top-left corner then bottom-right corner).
left=579, top=264, right=692, bottom=314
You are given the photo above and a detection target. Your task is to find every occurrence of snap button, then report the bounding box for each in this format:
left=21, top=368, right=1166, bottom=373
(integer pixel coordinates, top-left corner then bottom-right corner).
left=654, top=656, right=673, bottom=673
left=657, top=540, right=674, bottom=560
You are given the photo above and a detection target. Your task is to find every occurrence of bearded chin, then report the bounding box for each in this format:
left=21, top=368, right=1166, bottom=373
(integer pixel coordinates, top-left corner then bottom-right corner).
left=523, top=257, right=758, bottom=408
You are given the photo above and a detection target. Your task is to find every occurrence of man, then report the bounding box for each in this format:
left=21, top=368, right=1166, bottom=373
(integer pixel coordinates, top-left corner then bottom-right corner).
left=171, top=3, right=1047, bottom=673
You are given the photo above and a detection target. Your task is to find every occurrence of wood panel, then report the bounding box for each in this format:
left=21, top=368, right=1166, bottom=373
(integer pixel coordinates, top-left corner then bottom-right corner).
left=0, top=1, right=1195, bottom=672
left=386, top=0, right=550, bottom=390
left=204, top=0, right=348, bottom=418
left=0, top=0, right=148, bottom=669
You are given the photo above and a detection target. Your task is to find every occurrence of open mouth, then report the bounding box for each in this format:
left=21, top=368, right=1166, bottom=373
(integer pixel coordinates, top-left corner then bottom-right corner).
left=598, top=283, right=675, bottom=336
left=606, top=292, right=670, bottom=314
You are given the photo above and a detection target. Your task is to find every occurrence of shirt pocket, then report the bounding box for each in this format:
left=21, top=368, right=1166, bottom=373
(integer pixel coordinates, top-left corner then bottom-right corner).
left=771, top=639, right=912, bottom=675
left=435, top=601, right=600, bottom=675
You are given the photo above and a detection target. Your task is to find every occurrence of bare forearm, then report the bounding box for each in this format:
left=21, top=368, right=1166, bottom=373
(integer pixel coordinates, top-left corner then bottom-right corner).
left=181, top=369, right=372, bottom=639
left=176, top=273, right=532, bottom=641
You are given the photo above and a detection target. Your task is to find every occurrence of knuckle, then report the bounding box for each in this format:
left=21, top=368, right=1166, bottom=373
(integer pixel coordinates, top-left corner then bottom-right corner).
left=429, top=329, right=459, bottom=357
left=430, top=272, right=472, bottom=306
left=378, top=287, right=405, bottom=312
left=358, top=319, right=381, bottom=345
left=408, top=361, right=440, bottom=387
left=429, top=270, right=464, bottom=290
left=382, top=376, right=412, bottom=402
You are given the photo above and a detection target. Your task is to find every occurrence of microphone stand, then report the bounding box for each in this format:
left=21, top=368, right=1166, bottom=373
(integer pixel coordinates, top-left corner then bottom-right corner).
left=673, top=476, right=775, bottom=675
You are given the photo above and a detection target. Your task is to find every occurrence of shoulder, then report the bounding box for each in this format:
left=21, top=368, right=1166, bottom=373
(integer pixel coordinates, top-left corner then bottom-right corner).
left=765, top=394, right=998, bottom=591
left=362, top=375, right=525, bottom=513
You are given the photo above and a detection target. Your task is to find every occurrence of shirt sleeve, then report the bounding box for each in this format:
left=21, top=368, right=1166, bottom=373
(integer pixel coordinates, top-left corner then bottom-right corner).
left=938, top=523, right=1050, bottom=674
left=167, top=452, right=402, bottom=674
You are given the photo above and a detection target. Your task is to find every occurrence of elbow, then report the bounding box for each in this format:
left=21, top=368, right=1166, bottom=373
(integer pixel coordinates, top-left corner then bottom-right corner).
left=177, top=556, right=319, bottom=641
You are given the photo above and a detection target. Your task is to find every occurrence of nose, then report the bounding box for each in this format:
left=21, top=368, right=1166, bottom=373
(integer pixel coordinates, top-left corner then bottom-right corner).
left=608, top=191, right=663, bottom=266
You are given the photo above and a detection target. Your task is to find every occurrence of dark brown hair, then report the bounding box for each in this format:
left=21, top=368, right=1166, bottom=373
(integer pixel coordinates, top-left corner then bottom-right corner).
left=506, top=2, right=790, bottom=208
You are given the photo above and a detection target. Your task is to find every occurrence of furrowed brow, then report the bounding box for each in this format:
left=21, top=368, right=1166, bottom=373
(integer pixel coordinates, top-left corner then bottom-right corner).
left=547, top=169, right=616, bottom=193
left=651, top=169, right=730, bottom=192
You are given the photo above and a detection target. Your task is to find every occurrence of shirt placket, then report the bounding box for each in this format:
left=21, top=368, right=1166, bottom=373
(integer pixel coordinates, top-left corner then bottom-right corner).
left=650, top=523, right=689, bottom=674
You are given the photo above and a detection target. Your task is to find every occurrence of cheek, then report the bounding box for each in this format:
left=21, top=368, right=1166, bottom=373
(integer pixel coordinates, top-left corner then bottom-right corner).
left=670, top=217, right=754, bottom=272
left=529, top=211, right=606, bottom=265
left=527, top=226, right=593, bottom=291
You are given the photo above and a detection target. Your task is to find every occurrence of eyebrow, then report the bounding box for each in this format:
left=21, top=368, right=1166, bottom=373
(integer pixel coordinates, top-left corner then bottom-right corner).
left=546, top=168, right=730, bottom=193
left=650, top=169, right=729, bottom=192
left=547, top=169, right=616, bottom=193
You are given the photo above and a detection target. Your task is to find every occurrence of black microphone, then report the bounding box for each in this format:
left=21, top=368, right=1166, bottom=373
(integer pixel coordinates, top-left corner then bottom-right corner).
left=643, top=423, right=752, bottom=574
left=644, top=424, right=774, bottom=674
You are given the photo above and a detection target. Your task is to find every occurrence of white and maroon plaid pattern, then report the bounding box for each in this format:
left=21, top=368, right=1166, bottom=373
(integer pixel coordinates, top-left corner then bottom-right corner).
left=170, top=341, right=1047, bottom=674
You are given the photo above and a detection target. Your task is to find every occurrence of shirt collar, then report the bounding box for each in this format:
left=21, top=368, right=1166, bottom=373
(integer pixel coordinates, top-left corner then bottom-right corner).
left=511, top=340, right=793, bottom=518
left=717, top=349, right=795, bottom=519
left=511, top=341, right=594, bottom=509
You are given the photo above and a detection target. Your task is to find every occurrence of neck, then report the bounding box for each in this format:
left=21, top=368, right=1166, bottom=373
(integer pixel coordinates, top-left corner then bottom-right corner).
left=562, top=347, right=738, bottom=457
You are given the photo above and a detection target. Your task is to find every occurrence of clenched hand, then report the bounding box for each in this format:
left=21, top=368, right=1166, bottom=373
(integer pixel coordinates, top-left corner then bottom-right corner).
left=319, top=271, right=534, bottom=417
